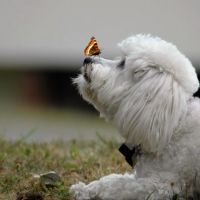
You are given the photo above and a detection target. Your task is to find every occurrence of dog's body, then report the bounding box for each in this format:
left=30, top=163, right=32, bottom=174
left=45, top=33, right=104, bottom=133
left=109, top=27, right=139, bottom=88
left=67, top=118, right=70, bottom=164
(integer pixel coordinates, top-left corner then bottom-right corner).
left=70, top=35, right=200, bottom=199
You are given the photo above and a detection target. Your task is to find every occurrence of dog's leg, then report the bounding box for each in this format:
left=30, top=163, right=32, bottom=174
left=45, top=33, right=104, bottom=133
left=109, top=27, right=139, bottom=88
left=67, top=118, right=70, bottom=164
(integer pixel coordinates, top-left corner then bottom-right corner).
left=69, top=173, right=179, bottom=200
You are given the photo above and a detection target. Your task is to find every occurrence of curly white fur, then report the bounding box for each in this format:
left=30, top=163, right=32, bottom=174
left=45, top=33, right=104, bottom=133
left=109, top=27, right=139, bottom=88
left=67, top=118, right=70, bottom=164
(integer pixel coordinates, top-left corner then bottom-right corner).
left=70, top=35, right=200, bottom=199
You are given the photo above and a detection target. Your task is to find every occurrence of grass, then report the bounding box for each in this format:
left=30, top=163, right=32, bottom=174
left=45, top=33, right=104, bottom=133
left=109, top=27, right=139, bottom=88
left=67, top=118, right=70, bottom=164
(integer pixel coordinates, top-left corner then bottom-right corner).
left=0, top=131, right=185, bottom=200
left=0, top=134, right=132, bottom=200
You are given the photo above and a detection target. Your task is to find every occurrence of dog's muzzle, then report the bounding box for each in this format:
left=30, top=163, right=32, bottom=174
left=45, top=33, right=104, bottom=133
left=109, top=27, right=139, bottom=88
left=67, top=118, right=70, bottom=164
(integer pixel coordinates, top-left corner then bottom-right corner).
left=83, top=57, right=93, bottom=82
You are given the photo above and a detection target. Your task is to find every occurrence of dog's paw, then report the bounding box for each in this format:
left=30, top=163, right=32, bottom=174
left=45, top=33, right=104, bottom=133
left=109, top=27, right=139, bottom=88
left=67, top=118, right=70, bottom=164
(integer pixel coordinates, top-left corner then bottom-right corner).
left=69, top=182, right=91, bottom=200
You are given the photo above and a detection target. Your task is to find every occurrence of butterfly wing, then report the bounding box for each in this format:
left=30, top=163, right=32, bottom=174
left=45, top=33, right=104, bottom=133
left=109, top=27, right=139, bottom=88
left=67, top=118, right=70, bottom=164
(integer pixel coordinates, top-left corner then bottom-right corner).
left=84, top=37, right=95, bottom=56
left=89, top=43, right=101, bottom=56
left=84, top=37, right=101, bottom=56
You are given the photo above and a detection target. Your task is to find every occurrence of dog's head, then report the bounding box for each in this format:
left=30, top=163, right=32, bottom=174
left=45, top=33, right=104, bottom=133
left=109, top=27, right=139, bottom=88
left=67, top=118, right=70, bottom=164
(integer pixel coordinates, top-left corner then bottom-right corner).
left=74, top=35, right=199, bottom=153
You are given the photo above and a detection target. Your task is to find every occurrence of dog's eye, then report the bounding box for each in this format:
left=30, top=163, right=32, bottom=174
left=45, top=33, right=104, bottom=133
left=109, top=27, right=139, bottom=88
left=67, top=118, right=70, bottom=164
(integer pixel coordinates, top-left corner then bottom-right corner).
left=117, top=60, right=125, bottom=69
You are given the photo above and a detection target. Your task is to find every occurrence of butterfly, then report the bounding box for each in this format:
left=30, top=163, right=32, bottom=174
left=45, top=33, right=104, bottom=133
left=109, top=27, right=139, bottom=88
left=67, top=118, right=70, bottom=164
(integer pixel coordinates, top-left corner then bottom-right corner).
left=84, top=37, right=101, bottom=56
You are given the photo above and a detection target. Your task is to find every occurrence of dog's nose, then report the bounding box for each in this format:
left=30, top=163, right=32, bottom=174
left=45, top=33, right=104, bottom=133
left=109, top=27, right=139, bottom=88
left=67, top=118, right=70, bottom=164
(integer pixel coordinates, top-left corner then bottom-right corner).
left=83, top=57, right=93, bottom=65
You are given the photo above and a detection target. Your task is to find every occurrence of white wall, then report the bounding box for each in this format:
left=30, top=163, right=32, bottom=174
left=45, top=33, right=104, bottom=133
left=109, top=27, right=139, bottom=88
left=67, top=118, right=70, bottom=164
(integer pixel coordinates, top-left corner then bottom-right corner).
left=0, top=0, right=200, bottom=69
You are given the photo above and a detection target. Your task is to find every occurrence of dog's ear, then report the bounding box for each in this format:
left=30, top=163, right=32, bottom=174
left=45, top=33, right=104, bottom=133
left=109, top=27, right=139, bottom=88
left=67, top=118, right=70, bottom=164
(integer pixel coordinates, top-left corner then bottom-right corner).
left=114, top=67, right=188, bottom=153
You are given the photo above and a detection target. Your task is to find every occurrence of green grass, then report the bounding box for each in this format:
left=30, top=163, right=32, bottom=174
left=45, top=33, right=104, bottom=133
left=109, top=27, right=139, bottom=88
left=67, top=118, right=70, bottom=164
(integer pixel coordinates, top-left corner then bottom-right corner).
left=0, top=133, right=186, bottom=200
left=0, top=135, right=132, bottom=200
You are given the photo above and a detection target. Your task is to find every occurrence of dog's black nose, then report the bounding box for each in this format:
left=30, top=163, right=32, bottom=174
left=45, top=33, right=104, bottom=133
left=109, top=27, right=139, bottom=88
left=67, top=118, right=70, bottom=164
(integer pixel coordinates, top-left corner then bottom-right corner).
left=83, top=57, right=93, bottom=65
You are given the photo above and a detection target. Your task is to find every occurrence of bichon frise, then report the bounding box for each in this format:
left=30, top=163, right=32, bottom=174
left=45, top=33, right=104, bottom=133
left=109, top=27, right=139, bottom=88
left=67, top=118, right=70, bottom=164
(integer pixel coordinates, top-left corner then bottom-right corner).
left=70, top=35, right=200, bottom=199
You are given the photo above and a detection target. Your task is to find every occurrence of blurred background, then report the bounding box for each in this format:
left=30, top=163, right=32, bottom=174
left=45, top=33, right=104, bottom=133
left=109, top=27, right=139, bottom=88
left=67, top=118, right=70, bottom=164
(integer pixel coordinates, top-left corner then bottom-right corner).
left=0, top=0, right=200, bottom=141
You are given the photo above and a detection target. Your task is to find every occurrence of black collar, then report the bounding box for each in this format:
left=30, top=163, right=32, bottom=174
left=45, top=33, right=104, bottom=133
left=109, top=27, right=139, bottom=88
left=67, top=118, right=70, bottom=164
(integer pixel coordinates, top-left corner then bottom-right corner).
left=118, top=142, right=142, bottom=168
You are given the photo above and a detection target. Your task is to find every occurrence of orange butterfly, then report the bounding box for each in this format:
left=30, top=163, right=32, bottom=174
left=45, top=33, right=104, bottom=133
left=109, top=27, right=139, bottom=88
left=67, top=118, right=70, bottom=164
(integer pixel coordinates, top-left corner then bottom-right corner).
left=84, top=37, right=101, bottom=56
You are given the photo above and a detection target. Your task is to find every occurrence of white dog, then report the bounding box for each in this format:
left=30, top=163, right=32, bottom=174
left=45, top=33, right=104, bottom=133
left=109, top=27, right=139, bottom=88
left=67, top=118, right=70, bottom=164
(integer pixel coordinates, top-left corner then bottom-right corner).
left=70, top=35, right=200, bottom=199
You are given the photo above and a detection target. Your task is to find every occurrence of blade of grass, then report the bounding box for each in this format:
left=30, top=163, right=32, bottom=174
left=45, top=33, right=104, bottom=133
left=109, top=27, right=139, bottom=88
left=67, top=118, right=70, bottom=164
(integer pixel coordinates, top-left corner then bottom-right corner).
left=19, top=127, right=38, bottom=142
left=146, top=190, right=156, bottom=200
left=96, top=131, right=107, bottom=145
left=39, top=176, right=48, bottom=192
